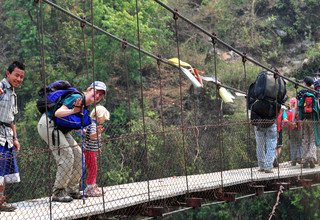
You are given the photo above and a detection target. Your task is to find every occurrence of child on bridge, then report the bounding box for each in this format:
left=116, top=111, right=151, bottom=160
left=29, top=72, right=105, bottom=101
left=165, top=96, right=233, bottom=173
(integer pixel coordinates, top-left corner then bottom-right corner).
left=84, top=105, right=110, bottom=197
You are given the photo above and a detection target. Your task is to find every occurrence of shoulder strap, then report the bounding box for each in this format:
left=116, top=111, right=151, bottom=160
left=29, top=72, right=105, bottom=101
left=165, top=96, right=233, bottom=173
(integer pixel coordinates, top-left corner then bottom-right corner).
left=1, top=81, right=5, bottom=90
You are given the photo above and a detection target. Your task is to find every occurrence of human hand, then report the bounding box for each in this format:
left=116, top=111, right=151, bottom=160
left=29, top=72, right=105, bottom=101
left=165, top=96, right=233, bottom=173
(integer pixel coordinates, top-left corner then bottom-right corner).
left=0, top=88, right=4, bottom=95
left=73, top=98, right=83, bottom=113
left=289, top=122, right=296, bottom=129
left=13, top=139, right=21, bottom=151
left=97, top=125, right=105, bottom=134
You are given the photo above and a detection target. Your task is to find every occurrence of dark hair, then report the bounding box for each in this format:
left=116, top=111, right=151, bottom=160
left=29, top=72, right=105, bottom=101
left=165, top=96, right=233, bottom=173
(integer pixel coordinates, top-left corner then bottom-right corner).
left=7, top=61, right=25, bottom=73
left=303, top=76, right=314, bottom=87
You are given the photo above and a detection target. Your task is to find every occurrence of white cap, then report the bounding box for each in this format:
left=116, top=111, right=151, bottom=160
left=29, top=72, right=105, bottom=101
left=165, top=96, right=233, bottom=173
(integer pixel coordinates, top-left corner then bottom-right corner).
left=90, top=105, right=110, bottom=121
left=89, top=81, right=107, bottom=92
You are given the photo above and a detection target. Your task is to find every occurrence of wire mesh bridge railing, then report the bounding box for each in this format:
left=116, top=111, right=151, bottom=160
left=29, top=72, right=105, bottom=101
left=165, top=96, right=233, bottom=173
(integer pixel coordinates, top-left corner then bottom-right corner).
left=1, top=120, right=320, bottom=219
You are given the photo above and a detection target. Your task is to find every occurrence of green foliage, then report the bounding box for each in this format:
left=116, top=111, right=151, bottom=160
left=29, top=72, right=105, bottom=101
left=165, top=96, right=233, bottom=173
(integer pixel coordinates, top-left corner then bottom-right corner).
left=90, top=0, right=172, bottom=82
left=17, top=100, right=43, bottom=147
left=306, top=43, right=320, bottom=58
left=212, top=60, right=262, bottom=91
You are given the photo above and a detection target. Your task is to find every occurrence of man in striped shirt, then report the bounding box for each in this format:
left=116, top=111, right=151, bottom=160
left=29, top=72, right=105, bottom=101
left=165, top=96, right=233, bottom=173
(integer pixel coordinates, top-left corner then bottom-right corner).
left=0, top=61, right=25, bottom=212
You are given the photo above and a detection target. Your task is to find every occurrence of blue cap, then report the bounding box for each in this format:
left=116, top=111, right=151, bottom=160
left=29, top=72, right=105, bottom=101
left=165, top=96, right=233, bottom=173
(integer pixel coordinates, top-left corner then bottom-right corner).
left=90, top=81, right=107, bottom=92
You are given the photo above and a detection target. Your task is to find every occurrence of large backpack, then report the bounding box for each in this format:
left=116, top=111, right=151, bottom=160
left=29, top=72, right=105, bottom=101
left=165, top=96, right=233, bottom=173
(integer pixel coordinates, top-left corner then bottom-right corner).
left=247, top=71, right=286, bottom=127
left=37, top=80, right=79, bottom=114
left=36, top=80, right=91, bottom=132
left=253, top=70, right=286, bottom=102
left=298, top=92, right=318, bottom=120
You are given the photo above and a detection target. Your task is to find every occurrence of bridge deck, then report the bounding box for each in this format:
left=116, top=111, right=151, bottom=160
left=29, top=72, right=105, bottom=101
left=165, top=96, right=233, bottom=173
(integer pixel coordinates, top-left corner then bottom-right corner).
left=1, top=163, right=319, bottom=220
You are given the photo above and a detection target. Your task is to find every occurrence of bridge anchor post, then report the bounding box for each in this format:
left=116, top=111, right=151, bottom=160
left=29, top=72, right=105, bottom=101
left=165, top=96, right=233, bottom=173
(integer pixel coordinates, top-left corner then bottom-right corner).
left=299, top=179, right=313, bottom=188
left=222, top=192, right=237, bottom=202
left=186, top=197, right=202, bottom=208
left=251, top=185, right=265, bottom=196
left=145, top=206, right=164, bottom=217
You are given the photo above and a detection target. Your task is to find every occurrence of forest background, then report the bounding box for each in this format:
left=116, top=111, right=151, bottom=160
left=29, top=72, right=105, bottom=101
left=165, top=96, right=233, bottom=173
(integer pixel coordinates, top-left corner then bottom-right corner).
left=1, top=0, right=320, bottom=219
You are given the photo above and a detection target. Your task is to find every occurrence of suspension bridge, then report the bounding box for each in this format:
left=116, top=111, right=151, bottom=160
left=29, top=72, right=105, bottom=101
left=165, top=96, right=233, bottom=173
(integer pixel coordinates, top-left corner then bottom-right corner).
left=1, top=161, right=320, bottom=219
left=1, top=0, right=320, bottom=219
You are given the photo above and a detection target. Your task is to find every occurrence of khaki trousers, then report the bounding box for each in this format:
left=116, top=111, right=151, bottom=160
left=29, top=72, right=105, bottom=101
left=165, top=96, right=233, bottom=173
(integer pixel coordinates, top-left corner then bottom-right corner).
left=37, top=114, right=82, bottom=194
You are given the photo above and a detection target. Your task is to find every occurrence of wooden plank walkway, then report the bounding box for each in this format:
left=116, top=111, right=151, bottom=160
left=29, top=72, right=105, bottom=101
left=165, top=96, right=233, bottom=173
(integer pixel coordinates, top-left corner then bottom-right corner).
left=1, top=163, right=320, bottom=220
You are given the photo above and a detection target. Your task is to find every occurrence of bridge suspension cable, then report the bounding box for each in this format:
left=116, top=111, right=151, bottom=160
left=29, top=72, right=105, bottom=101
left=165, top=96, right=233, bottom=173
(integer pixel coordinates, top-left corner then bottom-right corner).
left=40, top=0, right=246, bottom=96
left=153, top=0, right=317, bottom=93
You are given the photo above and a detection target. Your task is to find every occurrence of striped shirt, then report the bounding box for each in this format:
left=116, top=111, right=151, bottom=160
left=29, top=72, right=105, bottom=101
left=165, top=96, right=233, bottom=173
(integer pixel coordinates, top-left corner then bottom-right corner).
left=84, top=121, right=102, bottom=151
left=0, top=78, right=18, bottom=147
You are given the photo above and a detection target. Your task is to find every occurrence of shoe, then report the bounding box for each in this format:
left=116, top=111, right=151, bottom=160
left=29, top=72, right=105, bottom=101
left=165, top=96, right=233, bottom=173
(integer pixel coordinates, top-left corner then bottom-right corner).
left=303, top=162, right=309, bottom=168
left=85, top=185, right=104, bottom=197
left=0, top=203, right=16, bottom=212
left=273, top=159, right=279, bottom=168
left=264, top=169, right=274, bottom=173
left=291, top=160, right=297, bottom=166
left=52, top=189, right=73, bottom=203
left=310, top=160, right=316, bottom=169
left=297, top=158, right=302, bottom=164
left=258, top=168, right=265, bottom=172
left=69, top=192, right=85, bottom=199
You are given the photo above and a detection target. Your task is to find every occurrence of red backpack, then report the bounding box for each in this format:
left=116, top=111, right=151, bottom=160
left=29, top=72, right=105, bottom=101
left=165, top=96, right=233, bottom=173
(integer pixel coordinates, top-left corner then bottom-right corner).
left=304, top=96, right=313, bottom=113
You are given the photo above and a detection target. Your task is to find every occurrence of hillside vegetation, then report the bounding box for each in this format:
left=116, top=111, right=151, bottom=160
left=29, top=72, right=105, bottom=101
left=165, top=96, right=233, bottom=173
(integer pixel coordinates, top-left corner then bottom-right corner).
left=167, top=0, right=320, bottom=76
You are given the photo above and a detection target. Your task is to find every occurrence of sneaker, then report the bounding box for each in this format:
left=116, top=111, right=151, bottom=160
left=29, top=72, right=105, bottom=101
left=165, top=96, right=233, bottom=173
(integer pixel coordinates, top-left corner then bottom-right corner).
left=303, top=162, right=309, bottom=168
left=273, top=160, right=279, bottom=168
left=310, top=160, right=316, bottom=169
left=0, top=203, right=16, bottom=212
left=291, top=160, right=297, bottom=166
left=257, top=168, right=265, bottom=172
left=264, top=169, right=273, bottom=173
left=52, top=189, right=73, bottom=203
left=85, top=185, right=104, bottom=197
left=69, top=192, right=85, bottom=199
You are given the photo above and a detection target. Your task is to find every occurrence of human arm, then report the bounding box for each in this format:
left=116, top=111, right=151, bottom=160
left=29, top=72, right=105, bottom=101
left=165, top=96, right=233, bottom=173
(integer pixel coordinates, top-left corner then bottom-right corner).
left=54, top=96, right=83, bottom=118
left=89, top=124, right=105, bottom=140
left=282, top=110, right=289, bottom=123
left=0, top=82, right=3, bottom=95
left=11, top=122, right=20, bottom=151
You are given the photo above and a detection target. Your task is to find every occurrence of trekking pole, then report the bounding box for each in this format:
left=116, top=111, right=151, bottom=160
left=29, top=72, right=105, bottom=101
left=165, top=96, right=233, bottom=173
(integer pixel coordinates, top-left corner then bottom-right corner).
left=80, top=105, right=86, bottom=204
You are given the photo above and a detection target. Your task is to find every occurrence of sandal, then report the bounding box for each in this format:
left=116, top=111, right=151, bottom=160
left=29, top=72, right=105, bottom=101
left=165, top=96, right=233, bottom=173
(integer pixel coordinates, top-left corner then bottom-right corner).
left=85, top=185, right=104, bottom=197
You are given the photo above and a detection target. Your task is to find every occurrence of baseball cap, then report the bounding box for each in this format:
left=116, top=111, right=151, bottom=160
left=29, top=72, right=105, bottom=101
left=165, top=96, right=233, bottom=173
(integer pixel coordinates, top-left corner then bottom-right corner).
left=89, top=81, right=107, bottom=92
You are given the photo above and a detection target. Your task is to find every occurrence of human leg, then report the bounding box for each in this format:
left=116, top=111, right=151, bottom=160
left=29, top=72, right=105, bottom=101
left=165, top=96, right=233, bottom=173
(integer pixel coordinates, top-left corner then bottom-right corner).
left=301, top=121, right=316, bottom=168
left=84, top=151, right=102, bottom=197
left=65, top=133, right=83, bottom=199
left=290, top=140, right=298, bottom=165
left=265, top=124, right=278, bottom=170
left=37, top=115, right=73, bottom=202
left=84, top=150, right=98, bottom=185
left=254, top=126, right=267, bottom=170
left=0, top=145, right=17, bottom=211
left=302, top=122, right=317, bottom=168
